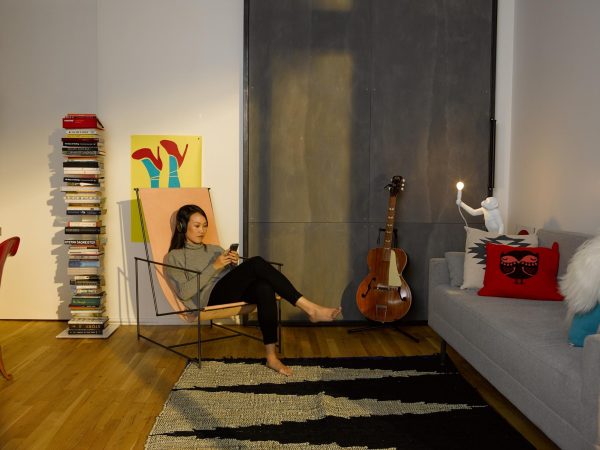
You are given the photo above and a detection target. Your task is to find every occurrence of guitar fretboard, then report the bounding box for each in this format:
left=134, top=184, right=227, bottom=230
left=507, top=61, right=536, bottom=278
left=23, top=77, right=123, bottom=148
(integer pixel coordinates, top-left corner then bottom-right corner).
left=383, top=194, right=397, bottom=252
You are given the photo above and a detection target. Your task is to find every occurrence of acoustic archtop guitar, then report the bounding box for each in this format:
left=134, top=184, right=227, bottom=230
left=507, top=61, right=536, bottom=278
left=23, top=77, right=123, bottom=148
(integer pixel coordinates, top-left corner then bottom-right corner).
left=356, top=176, right=412, bottom=323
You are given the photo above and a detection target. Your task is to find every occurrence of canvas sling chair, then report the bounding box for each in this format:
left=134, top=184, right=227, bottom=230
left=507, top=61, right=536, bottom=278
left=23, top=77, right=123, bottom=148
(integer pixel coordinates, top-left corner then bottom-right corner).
left=133, top=187, right=282, bottom=365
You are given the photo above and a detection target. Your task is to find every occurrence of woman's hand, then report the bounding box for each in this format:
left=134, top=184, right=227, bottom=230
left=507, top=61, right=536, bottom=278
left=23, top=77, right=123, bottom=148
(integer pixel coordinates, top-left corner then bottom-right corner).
left=213, top=250, right=240, bottom=270
left=228, top=250, right=240, bottom=266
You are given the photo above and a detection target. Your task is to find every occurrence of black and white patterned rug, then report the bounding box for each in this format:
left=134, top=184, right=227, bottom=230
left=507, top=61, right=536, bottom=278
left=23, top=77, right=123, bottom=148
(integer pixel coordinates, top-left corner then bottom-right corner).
left=146, top=356, right=533, bottom=449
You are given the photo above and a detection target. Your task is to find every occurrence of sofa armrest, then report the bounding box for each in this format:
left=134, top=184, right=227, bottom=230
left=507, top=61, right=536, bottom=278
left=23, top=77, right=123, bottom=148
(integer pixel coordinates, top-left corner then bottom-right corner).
left=429, top=258, right=450, bottom=291
left=581, top=333, right=600, bottom=445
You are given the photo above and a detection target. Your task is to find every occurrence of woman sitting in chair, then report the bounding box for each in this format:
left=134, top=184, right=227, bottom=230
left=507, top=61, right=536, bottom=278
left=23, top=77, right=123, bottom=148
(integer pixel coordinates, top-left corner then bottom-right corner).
left=165, top=204, right=342, bottom=376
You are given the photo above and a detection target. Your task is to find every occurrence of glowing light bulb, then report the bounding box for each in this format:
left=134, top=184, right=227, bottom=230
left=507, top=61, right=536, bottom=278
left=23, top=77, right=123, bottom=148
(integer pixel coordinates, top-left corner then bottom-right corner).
left=456, top=181, right=464, bottom=202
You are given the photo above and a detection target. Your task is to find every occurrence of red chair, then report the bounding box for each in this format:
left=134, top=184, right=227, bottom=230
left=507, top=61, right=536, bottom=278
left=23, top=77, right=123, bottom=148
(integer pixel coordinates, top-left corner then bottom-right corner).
left=0, top=236, right=20, bottom=380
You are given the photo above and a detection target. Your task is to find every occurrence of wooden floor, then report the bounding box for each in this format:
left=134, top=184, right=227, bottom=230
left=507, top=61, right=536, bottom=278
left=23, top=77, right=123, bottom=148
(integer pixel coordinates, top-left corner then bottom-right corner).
left=0, top=320, right=558, bottom=449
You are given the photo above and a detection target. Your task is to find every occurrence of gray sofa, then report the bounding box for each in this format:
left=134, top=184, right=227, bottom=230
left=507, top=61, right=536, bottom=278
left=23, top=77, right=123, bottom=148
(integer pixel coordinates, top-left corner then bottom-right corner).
left=428, top=229, right=599, bottom=450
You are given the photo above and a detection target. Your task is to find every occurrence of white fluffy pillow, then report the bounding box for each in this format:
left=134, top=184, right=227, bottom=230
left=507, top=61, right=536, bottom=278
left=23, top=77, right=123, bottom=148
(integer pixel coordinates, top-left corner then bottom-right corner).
left=560, top=234, right=600, bottom=314
left=461, top=227, right=538, bottom=289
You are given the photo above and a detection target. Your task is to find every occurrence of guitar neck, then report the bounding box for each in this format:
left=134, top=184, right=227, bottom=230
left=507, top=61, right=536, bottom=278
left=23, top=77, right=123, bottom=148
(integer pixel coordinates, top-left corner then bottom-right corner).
left=383, top=193, right=398, bottom=251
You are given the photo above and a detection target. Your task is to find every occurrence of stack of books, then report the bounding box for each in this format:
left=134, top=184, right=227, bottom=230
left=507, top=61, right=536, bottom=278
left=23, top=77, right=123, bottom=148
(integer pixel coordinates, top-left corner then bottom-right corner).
left=68, top=274, right=107, bottom=335
left=61, top=113, right=109, bottom=336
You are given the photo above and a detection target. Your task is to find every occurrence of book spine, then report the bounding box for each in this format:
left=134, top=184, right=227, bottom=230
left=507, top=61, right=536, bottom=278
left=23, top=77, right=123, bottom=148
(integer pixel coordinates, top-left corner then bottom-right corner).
left=69, top=305, right=104, bottom=310
left=64, top=199, right=102, bottom=203
left=63, top=170, right=102, bottom=175
left=70, top=280, right=101, bottom=285
left=65, top=227, right=103, bottom=234
left=62, top=150, right=105, bottom=156
left=62, top=188, right=102, bottom=193
left=69, top=260, right=100, bottom=268
left=71, top=316, right=105, bottom=321
left=64, top=134, right=103, bottom=139
left=69, top=301, right=102, bottom=306
left=62, top=116, right=104, bottom=129
left=69, top=321, right=106, bottom=325
left=69, top=256, right=103, bottom=261
left=69, top=317, right=107, bottom=323
left=62, top=142, right=102, bottom=147
left=68, top=329, right=105, bottom=335
left=62, top=137, right=102, bottom=143
left=66, top=222, right=102, bottom=227
left=65, top=128, right=103, bottom=135
left=63, top=161, right=101, bottom=168
left=64, top=176, right=103, bottom=182
left=69, top=251, right=103, bottom=255
left=66, top=211, right=102, bottom=216
left=67, top=268, right=101, bottom=275
left=64, top=194, right=102, bottom=198
left=71, top=292, right=105, bottom=297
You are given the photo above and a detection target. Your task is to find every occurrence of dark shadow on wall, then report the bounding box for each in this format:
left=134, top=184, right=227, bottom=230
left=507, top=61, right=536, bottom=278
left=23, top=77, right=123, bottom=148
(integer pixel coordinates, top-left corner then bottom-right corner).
left=48, top=127, right=71, bottom=319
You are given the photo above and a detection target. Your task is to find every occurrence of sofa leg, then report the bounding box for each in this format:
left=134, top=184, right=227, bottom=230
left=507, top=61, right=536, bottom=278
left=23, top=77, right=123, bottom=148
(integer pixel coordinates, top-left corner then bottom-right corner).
left=439, top=340, right=447, bottom=366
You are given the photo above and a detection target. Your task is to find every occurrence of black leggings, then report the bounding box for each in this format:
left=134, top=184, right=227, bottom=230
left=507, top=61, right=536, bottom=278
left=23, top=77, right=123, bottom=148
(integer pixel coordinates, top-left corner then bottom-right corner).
left=208, top=256, right=302, bottom=345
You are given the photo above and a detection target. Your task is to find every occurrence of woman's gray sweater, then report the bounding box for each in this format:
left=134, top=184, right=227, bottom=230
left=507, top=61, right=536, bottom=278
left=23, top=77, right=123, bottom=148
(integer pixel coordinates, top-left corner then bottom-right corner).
left=165, top=242, right=231, bottom=309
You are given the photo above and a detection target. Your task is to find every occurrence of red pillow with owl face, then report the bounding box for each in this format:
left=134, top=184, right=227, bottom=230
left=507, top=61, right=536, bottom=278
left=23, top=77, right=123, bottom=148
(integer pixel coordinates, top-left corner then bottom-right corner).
left=478, top=242, right=564, bottom=301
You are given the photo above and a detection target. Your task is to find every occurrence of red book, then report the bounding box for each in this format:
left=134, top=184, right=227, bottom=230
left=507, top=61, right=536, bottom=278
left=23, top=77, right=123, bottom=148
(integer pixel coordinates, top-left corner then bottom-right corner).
left=63, top=114, right=104, bottom=130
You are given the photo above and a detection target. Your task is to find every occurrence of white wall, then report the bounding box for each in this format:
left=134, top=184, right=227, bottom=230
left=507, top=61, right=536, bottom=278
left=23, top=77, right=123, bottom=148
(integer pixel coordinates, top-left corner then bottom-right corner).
left=508, top=0, right=600, bottom=235
left=0, top=0, right=244, bottom=322
left=0, top=0, right=98, bottom=320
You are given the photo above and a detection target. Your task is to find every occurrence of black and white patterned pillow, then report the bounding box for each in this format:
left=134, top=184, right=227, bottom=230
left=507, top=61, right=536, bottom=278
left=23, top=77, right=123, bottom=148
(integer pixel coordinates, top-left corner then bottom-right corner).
left=461, top=227, right=538, bottom=289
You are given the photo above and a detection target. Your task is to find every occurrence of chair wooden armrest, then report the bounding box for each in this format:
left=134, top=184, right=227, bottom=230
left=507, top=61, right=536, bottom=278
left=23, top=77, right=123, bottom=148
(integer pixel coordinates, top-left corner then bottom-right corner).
left=200, top=302, right=257, bottom=320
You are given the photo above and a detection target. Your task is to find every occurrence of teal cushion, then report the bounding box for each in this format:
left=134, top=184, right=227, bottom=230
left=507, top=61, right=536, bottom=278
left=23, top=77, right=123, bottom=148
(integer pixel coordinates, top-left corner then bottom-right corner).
left=569, top=303, right=600, bottom=347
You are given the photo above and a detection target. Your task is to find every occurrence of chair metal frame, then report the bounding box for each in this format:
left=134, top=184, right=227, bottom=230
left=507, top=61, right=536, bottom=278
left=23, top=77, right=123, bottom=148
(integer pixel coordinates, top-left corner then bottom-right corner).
left=133, top=188, right=282, bottom=365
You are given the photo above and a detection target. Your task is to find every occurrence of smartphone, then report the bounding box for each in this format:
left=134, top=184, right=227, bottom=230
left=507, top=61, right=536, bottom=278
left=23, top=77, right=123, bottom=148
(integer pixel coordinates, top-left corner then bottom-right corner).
left=229, top=243, right=239, bottom=252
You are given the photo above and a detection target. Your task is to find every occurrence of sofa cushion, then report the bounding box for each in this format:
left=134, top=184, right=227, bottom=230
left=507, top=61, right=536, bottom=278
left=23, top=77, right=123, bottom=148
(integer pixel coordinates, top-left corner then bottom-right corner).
left=537, top=229, right=591, bottom=278
left=445, top=252, right=465, bottom=287
left=559, top=233, right=600, bottom=315
left=478, top=242, right=564, bottom=301
left=461, top=227, right=538, bottom=290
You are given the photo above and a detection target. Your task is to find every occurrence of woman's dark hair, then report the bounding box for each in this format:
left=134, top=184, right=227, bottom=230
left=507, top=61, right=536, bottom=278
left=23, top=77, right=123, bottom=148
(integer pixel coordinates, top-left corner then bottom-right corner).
left=168, top=204, right=208, bottom=251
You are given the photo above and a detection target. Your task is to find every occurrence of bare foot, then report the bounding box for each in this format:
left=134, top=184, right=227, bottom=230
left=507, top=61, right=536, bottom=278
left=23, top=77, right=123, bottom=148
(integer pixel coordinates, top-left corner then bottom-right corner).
left=296, top=298, right=342, bottom=323
left=308, top=305, right=342, bottom=323
left=266, top=357, right=293, bottom=376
